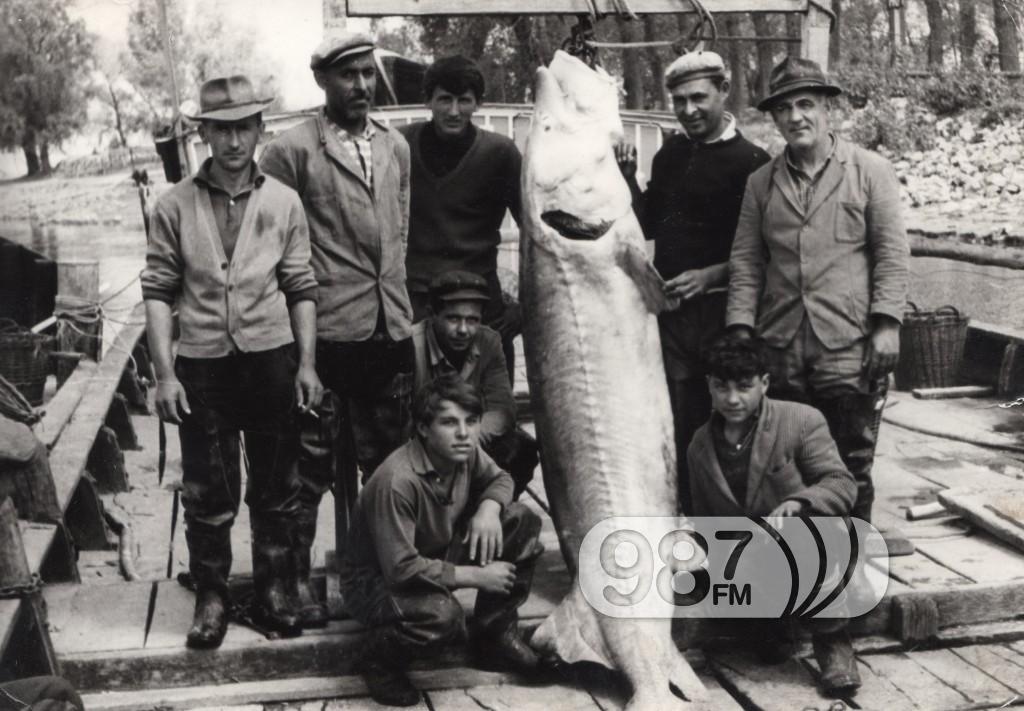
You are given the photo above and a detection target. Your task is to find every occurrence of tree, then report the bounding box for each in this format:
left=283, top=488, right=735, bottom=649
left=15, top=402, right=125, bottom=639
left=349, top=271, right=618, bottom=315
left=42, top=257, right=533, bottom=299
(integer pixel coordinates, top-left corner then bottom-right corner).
left=923, top=0, right=946, bottom=68
left=124, top=0, right=190, bottom=130
left=0, top=0, right=95, bottom=175
left=992, top=0, right=1021, bottom=71
left=960, top=0, right=979, bottom=67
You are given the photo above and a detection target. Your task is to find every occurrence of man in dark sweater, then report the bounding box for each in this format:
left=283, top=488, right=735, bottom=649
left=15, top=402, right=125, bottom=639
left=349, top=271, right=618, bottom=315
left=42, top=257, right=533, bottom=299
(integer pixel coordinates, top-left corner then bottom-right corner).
left=617, top=51, right=770, bottom=514
left=399, top=56, right=522, bottom=383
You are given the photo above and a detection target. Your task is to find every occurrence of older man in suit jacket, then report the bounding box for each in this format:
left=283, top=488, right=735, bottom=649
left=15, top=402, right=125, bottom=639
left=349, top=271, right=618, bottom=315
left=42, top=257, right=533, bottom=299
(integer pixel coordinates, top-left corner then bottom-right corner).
left=726, top=57, right=909, bottom=524
left=687, top=336, right=858, bottom=696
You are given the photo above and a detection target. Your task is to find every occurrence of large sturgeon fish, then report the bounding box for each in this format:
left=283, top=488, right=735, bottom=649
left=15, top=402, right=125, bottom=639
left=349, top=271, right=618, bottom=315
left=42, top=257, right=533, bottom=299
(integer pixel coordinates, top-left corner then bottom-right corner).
left=521, top=51, right=706, bottom=708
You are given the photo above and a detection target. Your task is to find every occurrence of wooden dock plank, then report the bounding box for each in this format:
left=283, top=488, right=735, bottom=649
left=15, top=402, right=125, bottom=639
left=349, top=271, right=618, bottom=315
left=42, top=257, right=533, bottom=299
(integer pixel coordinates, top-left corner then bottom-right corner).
left=883, top=551, right=974, bottom=589
left=145, top=579, right=266, bottom=650
left=915, top=533, right=1024, bottom=584
left=428, top=682, right=600, bottom=710
left=708, top=652, right=830, bottom=711
left=33, top=360, right=98, bottom=450
left=48, top=303, right=146, bottom=512
left=911, top=648, right=1018, bottom=706
left=859, top=652, right=971, bottom=710
left=949, top=644, right=1024, bottom=695
left=44, top=581, right=151, bottom=654
left=804, top=655, right=918, bottom=711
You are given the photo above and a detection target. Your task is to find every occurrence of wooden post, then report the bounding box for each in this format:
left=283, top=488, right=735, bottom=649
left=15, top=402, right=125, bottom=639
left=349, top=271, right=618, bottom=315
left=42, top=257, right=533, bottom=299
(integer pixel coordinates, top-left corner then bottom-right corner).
left=800, top=0, right=833, bottom=71
left=0, top=497, right=32, bottom=588
left=56, top=260, right=102, bottom=375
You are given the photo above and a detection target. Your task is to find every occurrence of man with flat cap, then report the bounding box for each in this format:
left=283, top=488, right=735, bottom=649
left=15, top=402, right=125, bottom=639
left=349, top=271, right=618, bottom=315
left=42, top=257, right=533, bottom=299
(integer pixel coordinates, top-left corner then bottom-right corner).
left=617, top=51, right=769, bottom=514
left=143, top=75, right=322, bottom=647
left=260, top=31, right=414, bottom=628
left=727, top=57, right=908, bottom=533
left=411, top=270, right=538, bottom=499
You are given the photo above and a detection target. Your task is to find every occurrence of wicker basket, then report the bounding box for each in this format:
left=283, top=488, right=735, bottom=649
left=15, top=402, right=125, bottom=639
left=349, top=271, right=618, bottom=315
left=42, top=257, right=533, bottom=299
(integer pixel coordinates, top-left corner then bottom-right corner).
left=893, top=303, right=969, bottom=391
left=0, top=319, right=54, bottom=406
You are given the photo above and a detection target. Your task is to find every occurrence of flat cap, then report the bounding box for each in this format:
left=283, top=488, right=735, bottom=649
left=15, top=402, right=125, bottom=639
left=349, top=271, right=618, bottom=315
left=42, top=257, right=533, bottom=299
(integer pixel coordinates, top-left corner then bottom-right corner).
left=665, top=51, right=726, bottom=89
left=429, top=270, right=490, bottom=304
left=310, top=31, right=375, bottom=71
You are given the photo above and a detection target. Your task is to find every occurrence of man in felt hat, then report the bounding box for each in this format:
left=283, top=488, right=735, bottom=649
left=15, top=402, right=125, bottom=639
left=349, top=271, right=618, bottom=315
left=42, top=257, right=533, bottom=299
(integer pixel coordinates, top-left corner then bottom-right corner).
left=410, top=270, right=538, bottom=499
left=142, top=75, right=322, bottom=648
left=727, top=56, right=908, bottom=527
left=616, top=51, right=770, bottom=514
left=399, top=56, right=523, bottom=385
left=259, top=31, right=414, bottom=629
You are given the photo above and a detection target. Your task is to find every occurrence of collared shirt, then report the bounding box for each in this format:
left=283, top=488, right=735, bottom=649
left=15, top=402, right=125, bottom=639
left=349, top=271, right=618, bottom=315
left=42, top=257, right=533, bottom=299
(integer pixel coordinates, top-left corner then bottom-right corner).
left=785, top=133, right=838, bottom=211
left=329, top=117, right=376, bottom=186
left=193, top=160, right=264, bottom=261
left=690, top=112, right=738, bottom=144
left=339, top=437, right=514, bottom=589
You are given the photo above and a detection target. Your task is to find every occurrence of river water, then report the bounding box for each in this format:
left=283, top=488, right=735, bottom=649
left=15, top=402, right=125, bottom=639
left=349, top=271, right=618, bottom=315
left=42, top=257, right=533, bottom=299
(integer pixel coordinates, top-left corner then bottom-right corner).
left=2, top=222, right=1022, bottom=332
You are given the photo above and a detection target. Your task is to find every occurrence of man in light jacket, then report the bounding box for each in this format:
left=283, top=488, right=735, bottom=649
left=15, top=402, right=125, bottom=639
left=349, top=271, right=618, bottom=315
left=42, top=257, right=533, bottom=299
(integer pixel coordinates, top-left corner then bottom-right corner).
left=260, top=31, right=414, bottom=628
left=143, top=75, right=321, bottom=647
left=726, top=57, right=909, bottom=524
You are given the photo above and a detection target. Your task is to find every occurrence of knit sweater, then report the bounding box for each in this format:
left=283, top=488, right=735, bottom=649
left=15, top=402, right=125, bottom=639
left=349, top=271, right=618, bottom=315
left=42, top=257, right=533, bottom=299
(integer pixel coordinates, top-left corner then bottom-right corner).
left=635, top=131, right=770, bottom=280
left=398, top=121, right=521, bottom=294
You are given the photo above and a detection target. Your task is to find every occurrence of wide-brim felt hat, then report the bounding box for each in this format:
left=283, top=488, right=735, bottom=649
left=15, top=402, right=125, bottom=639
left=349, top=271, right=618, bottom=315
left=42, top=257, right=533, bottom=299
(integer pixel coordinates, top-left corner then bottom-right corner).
left=186, top=75, right=273, bottom=122
left=757, top=56, right=842, bottom=112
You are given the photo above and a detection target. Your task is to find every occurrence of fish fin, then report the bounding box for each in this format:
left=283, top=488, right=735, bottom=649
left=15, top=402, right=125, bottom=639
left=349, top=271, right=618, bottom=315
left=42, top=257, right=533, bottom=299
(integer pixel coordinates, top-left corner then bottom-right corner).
left=624, top=656, right=708, bottom=709
left=531, top=584, right=614, bottom=668
left=615, top=244, right=681, bottom=314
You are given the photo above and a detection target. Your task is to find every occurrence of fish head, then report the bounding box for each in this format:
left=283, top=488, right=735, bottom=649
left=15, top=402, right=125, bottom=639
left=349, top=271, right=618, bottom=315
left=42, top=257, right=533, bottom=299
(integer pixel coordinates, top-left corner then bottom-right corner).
left=524, top=51, right=633, bottom=253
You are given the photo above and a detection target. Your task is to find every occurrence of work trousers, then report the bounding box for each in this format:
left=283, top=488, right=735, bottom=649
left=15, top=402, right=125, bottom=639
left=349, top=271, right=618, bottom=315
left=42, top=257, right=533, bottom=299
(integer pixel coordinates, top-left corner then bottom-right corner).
left=175, top=344, right=302, bottom=593
left=660, top=291, right=727, bottom=515
left=298, top=336, right=415, bottom=504
left=341, top=502, right=543, bottom=652
left=409, top=270, right=517, bottom=386
left=484, top=428, right=539, bottom=501
left=0, top=676, right=83, bottom=711
left=763, top=317, right=887, bottom=522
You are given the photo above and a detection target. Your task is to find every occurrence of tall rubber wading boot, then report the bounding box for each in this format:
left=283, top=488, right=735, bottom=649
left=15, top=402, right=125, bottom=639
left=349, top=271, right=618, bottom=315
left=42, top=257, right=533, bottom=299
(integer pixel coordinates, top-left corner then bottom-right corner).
left=818, top=387, right=886, bottom=524
left=251, top=518, right=301, bottom=636
left=292, top=506, right=328, bottom=628
left=355, top=627, right=421, bottom=707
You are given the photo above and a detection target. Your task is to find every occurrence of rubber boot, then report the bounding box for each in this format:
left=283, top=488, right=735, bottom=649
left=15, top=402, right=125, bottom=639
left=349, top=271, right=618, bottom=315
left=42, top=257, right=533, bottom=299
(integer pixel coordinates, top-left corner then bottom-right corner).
left=251, top=516, right=301, bottom=636
left=183, top=522, right=232, bottom=648
left=291, top=506, right=328, bottom=628
left=186, top=588, right=228, bottom=649
left=813, top=629, right=861, bottom=696
left=817, top=386, right=886, bottom=524
left=355, top=627, right=421, bottom=707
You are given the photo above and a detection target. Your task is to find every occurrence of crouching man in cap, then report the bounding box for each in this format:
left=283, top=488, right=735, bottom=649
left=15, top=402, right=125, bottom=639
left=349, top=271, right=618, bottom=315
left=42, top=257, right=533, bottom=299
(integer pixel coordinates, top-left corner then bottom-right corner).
left=339, top=375, right=543, bottom=707
left=616, top=51, right=769, bottom=514
left=411, top=270, right=538, bottom=499
left=142, top=75, right=322, bottom=647
left=726, top=57, right=909, bottom=524
left=260, top=31, right=415, bottom=628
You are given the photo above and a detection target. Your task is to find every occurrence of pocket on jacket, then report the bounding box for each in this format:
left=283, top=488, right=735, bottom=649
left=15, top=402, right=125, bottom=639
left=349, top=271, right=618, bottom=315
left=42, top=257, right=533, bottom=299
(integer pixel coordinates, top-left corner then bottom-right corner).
left=835, top=201, right=866, bottom=243
left=767, top=459, right=805, bottom=500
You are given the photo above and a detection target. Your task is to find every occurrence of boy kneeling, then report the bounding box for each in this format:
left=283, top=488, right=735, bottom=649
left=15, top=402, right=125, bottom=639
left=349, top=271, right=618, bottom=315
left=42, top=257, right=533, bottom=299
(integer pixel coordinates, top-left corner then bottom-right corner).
left=687, top=337, right=861, bottom=695
left=339, top=375, right=544, bottom=707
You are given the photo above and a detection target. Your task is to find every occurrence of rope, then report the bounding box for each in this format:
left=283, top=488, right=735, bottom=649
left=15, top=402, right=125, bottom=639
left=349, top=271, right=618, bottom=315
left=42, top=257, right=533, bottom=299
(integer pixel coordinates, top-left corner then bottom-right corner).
left=0, top=373, right=39, bottom=425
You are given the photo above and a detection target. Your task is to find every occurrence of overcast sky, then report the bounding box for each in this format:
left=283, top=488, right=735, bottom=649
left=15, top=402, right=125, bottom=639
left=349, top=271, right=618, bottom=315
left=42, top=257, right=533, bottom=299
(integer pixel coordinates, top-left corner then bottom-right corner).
left=69, top=0, right=375, bottom=111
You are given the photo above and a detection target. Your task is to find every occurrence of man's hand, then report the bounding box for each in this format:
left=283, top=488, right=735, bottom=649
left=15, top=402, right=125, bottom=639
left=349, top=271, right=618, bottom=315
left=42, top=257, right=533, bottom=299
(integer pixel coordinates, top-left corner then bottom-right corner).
left=863, top=317, right=900, bottom=379
left=664, top=268, right=713, bottom=300
left=767, top=499, right=804, bottom=531
left=474, top=561, right=516, bottom=594
left=490, top=302, right=522, bottom=341
left=614, top=140, right=637, bottom=180
left=155, top=378, right=190, bottom=424
left=294, top=364, right=323, bottom=413
left=465, top=499, right=503, bottom=565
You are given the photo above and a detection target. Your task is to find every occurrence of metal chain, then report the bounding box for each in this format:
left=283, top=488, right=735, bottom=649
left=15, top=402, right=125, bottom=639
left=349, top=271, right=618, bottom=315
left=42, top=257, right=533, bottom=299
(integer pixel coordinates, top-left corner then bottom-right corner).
left=0, top=572, right=43, bottom=599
